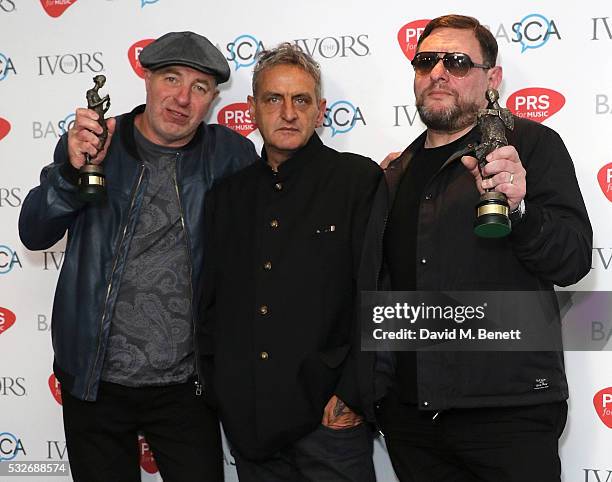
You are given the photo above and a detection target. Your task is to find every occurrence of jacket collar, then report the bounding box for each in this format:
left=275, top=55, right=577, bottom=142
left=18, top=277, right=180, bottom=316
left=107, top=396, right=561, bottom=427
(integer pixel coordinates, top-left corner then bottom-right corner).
left=385, top=127, right=480, bottom=205
left=259, top=132, right=323, bottom=178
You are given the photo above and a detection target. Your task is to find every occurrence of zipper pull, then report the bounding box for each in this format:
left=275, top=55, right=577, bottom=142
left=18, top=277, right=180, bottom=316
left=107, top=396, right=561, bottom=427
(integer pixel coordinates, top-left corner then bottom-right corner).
left=195, top=380, right=203, bottom=396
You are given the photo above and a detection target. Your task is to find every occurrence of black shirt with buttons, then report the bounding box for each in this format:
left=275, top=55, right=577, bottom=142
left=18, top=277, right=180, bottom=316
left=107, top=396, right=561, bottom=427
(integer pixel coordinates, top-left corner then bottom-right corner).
left=201, top=133, right=382, bottom=459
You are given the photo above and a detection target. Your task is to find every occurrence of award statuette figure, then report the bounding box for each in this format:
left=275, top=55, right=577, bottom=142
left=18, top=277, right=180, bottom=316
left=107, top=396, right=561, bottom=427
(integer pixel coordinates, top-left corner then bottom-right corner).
left=79, top=74, right=110, bottom=202
left=472, top=88, right=514, bottom=238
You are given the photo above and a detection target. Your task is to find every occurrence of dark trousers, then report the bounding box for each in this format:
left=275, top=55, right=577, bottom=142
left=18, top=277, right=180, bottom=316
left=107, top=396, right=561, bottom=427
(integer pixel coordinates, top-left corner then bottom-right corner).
left=376, top=390, right=567, bottom=482
left=61, top=379, right=223, bottom=482
left=233, top=423, right=376, bottom=482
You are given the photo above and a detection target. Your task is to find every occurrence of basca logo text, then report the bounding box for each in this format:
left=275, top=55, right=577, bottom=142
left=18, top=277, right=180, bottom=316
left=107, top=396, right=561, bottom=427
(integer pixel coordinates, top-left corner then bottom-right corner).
left=33, top=113, right=75, bottom=139
left=323, top=100, right=366, bottom=137
left=0, top=432, right=26, bottom=461
left=225, top=34, right=264, bottom=71
left=0, top=52, right=17, bottom=81
left=486, top=14, right=561, bottom=52
left=0, top=245, right=22, bottom=275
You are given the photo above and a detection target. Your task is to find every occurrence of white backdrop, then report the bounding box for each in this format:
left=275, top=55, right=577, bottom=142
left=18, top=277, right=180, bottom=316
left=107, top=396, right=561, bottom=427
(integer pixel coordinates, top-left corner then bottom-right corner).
left=0, top=1, right=611, bottom=481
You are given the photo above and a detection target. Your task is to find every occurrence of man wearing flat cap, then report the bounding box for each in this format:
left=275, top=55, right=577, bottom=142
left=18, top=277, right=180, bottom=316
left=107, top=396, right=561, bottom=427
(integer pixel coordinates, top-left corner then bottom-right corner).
left=19, top=31, right=256, bottom=482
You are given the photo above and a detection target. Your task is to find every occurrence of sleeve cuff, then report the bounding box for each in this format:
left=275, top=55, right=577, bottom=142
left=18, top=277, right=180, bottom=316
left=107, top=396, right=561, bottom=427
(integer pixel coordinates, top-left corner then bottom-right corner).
left=510, top=201, right=543, bottom=241
left=59, top=162, right=80, bottom=186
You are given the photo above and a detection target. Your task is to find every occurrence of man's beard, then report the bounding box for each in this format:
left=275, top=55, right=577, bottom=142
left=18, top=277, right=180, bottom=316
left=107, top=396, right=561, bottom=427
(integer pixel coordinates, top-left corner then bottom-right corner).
left=416, top=89, right=480, bottom=132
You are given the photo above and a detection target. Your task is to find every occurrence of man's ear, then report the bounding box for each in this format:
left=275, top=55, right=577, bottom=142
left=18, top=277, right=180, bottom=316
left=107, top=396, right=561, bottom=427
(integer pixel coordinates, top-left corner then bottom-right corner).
left=247, top=95, right=257, bottom=126
left=315, top=98, right=327, bottom=128
left=487, top=65, right=503, bottom=91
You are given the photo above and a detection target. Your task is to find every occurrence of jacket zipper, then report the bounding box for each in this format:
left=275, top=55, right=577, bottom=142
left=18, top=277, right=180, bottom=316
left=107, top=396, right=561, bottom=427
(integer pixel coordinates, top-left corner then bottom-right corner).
left=172, top=153, right=203, bottom=396
left=375, top=214, right=388, bottom=290
left=85, top=165, right=146, bottom=400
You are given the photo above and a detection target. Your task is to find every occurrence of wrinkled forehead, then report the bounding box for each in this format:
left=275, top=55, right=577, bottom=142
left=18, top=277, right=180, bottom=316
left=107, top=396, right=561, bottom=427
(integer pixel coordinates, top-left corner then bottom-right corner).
left=418, top=28, right=484, bottom=62
left=258, top=64, right=318, bottom=96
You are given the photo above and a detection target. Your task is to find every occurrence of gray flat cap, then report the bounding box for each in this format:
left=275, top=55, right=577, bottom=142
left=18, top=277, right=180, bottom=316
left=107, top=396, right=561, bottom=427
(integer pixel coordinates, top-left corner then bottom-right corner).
left=139, top=31, right=230, bottom=84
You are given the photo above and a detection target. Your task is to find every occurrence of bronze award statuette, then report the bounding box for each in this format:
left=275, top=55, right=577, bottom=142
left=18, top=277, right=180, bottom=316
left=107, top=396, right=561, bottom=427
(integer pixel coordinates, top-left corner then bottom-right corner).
left=472, top=88, right=514, bottom=238
left=78, top=75, right=111, bottom=202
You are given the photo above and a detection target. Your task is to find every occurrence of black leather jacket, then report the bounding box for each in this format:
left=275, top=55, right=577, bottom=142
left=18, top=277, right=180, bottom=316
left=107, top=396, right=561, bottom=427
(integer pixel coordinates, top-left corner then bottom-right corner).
left=357, top=117, right=592, bottom=419
left=19, top=105, right=257, bottom=401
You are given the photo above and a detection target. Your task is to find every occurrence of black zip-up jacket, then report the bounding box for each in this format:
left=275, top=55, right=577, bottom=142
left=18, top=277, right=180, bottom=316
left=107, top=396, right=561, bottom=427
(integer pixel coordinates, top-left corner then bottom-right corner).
left=357, top=116, right=592, bottom=420
left=18, top=105, right=257, bottom=401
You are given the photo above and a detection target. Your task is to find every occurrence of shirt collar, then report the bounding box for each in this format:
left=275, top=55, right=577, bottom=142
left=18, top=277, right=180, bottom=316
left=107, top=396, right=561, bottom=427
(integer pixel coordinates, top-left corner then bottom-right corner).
left=259, top=132, right=323, bottom=178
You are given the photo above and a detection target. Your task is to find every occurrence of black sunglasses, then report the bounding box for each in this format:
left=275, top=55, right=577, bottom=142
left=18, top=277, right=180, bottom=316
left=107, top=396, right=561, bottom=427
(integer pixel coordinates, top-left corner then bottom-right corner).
left=411, top=51, right=491, bottom=78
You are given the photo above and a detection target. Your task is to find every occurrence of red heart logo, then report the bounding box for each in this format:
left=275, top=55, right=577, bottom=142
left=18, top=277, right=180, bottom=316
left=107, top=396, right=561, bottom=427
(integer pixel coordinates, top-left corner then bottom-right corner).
left=139, top=435, right=159, bottom=474
left=128, top=39, right=155, bottom=78
left=0, top=307, right=16, bottom=334
left=506, top=87, right=565, bottom=123
left=217, top=102, right=255, bottom=137
left=48, top=374, right=62, bottom=405
left=597, top=163, right=612, bottom=203
left=593, top=387, right=612, bottom=428
left=397, top=19, right=431, bottom=61
left=40, top=0, right=78, bottom=18
left=0, top=118, right=11, bottom=142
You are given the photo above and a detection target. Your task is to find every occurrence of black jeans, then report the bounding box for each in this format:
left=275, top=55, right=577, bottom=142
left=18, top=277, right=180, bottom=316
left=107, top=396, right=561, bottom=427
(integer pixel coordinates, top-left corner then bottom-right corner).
left=233, top=423, right=376, bottom=482
left=377, top=390, right=568, bottom=482
left=61, top=379, right=223, bottom=482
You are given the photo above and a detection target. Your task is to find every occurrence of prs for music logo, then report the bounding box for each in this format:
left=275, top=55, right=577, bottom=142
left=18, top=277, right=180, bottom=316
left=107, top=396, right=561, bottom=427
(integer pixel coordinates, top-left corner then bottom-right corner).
left=139, top=435, right=159, bottom=474
left=48, top=374, right=62, bottom=405
left=397, top=19, right=431, bottom=62
left=0, top=307, right=16, bottom=335
left=593, top=387, right=612, bottom=428
left=506, top=88, right=565, bottom=123
left=0, top=118, right=10, bottom=141
left=40, top=0, right=78, bottom=18
left=128, top=39, right=155, bottom=78
left=597, top=163, right=612, bottom=202
left=217, top=103, right=255, bottom=137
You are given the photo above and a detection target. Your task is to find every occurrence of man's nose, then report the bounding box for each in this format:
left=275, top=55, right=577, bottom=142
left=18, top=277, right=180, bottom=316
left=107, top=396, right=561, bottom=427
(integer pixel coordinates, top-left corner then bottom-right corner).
left=429, top=57, right=449, bottom=81
left=281, top=99, right=297, bottom=121
left=175, top=85, right=191, bottom=105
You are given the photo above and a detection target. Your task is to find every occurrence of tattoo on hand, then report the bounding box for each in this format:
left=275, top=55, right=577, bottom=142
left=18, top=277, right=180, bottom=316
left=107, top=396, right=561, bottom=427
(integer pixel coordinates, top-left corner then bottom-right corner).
left=333, top=399, right=348, bottom=418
